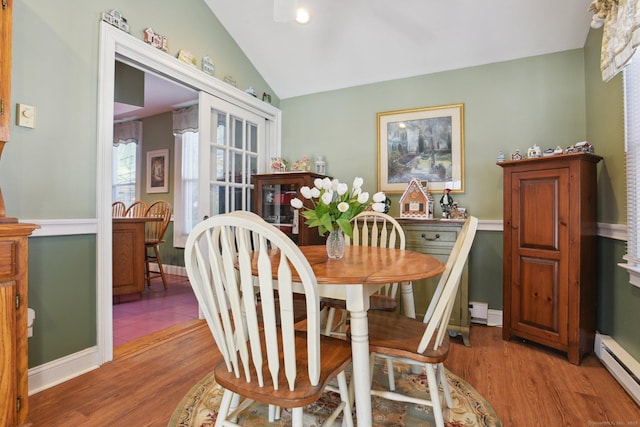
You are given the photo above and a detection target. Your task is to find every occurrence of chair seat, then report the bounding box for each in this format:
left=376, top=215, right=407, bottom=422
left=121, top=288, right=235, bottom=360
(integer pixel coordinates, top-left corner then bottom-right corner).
left=214, top=330, right=352, bottom=408
left=367, top=310, right=449, bottom=364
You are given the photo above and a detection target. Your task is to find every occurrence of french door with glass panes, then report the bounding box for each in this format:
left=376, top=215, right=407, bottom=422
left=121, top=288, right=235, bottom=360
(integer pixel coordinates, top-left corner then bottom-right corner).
left=198, top=92, right=266, bottom=221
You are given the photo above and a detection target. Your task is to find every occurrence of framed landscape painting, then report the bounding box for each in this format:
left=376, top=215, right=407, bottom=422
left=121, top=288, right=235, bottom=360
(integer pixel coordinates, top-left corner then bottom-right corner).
left=377, top=103, right=464, bottom=194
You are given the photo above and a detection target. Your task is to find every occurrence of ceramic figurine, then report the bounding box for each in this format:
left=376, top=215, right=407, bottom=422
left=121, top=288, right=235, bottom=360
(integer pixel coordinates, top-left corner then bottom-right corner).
left=245, top=86, right=257, bottom=97
left=497, top=150, right=506, bottom=162
left=511, top=149, right=523, bottom=161
left=314, top=156, right=326, bottom=175
left=202, top=56, right=214, bottom=76
left=527, top=144, right=542, bottom=158
left=440, top=188, right=454, bottom=218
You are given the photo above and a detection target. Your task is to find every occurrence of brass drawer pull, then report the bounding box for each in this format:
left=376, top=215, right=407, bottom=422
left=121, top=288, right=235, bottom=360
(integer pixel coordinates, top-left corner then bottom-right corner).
left=421, top=233, right=440, bottom=241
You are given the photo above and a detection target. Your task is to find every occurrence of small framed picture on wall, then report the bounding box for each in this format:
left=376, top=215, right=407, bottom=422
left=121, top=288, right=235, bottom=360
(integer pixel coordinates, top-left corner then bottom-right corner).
left=146, top=149, right=169, bottom=193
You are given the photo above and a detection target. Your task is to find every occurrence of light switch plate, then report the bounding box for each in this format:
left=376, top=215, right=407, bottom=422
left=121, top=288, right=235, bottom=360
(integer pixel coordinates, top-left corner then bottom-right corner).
left=16, top=103, right=36, bottom=128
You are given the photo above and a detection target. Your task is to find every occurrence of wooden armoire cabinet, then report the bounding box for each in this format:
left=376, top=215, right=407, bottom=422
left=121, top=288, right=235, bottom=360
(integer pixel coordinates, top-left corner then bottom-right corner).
left=499, top=153, right=602, bottom=365
left=253, top=172, right=329, bottom=246
left=0, top=223, right=38, bottom=426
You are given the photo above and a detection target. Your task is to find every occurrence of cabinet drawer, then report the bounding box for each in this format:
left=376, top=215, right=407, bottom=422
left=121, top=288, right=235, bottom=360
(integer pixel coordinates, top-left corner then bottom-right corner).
left=403, top=226, right=458, bottom=250
left=0, top=240, right=16, bottom=278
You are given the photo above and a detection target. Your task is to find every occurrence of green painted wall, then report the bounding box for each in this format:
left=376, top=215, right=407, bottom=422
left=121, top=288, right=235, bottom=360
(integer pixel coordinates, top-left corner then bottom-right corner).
left=280, top=49, right=588, bottom=220
left=6, top=0, right=275, bottom=366
left=4, top=0, right=276, bottom=219
left=584, top=29, right=640, bottom=361
left=27, top=235, right=96, bottom=367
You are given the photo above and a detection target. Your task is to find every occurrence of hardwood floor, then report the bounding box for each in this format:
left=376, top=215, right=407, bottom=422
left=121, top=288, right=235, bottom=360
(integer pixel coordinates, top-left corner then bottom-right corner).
left=29, top=324, right=639, bottom=426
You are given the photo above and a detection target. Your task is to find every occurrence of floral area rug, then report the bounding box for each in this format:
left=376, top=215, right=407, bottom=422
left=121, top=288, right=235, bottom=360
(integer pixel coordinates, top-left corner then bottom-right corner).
left=168, top=360, right=501, bottom=427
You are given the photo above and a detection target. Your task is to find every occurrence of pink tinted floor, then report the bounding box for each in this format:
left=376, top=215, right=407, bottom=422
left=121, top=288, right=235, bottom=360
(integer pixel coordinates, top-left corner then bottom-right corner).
left=112, top=274, right=199, bottom=347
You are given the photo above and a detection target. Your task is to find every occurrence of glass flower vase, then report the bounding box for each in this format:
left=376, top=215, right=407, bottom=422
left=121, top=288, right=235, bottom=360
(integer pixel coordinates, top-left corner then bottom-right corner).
left=326, top=228, right=345, bottom=259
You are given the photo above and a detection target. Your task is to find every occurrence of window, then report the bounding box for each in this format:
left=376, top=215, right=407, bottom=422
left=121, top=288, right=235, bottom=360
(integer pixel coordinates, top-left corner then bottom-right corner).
left=112, top=142, right=139, bottom=206
left=622, top=58, right=640, bottom=288
left=173, top=131, right=199, bottom=247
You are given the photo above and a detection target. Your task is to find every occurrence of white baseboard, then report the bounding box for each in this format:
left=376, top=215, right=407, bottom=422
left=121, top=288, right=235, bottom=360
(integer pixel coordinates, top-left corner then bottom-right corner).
left=28, top=346, right=101, bottom=395
left=148, top=263, right=187, bottom=277
left=487, top=309, right=503, bottom=327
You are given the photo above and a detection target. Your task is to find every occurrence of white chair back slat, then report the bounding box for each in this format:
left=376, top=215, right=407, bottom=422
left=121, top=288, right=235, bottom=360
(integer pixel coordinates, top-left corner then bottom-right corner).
left=219, top=224, right=253, bottom=382
left=348, top=212, right=406, bottom=298
left=237, top=228, right=266, bottom=387
left=417, top=216, right=478, bottom=353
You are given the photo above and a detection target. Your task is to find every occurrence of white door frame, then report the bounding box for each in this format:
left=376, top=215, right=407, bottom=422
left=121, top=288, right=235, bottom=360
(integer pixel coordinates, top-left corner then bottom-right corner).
left=97, top=22, right=281, bottom=364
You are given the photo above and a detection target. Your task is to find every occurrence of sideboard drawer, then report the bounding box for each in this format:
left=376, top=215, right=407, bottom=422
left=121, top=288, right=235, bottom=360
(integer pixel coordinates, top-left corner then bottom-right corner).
left=404, top=227, right=458, bottom=248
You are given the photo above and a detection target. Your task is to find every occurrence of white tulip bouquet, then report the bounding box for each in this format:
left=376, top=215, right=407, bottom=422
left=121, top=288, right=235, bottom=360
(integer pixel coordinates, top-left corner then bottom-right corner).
left=290, top=177, right=386, bottom=238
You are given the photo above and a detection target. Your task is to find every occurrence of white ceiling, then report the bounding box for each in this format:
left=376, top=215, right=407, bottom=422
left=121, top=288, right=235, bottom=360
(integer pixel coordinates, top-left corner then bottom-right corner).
left=113, top=71, right=198, bottom=122
left=204, top=0, right=594, bottom=100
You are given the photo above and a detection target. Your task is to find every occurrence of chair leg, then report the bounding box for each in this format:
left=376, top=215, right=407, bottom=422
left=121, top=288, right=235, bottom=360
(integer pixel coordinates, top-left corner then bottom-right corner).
left=153, top=244, right=168, bottom=289
left=337, top=371, right=354, bottom=427
left=144, top=246, right=152, bottom=288
left=291, top=407, right=304, bottom=426
left=437, top=362, right=453, bottom=408
left=324, top=307, right=336, bottom=336
left=216, top=390, right=234, bottom=427
left=425, top=364, right=445, bottom=427
left=386, top=357, right=396, bottom=391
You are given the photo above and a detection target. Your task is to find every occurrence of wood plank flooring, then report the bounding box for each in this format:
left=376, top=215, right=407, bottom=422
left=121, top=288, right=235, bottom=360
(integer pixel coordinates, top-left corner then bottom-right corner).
left=29, top=323, right=640, bottom=426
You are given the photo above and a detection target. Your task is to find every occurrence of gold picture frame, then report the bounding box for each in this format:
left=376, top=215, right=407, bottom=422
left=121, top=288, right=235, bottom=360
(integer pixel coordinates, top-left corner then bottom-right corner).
left=377, top=103, right=464, bottom=194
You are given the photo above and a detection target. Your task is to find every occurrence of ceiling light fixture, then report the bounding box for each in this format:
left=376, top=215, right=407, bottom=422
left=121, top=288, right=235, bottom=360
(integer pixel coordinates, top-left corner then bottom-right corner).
left=274, top=0, right=310, bottom=24
left=296, top=7, right=310, bottom=24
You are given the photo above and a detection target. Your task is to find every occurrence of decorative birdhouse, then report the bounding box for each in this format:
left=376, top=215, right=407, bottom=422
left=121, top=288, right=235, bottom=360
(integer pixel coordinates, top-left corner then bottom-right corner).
left=399, top=178, right=432, bottom=219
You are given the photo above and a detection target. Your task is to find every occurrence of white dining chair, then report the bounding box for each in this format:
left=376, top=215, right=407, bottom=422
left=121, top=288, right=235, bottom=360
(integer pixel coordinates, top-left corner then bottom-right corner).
left=184, top=211, right=354, bottom=427
left=324, top=211, right=410, bottom=337
left=365, top=216, right=478, bottom=427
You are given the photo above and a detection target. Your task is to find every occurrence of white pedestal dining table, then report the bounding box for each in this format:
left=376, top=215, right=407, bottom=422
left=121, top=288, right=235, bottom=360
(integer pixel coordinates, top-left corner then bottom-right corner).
left=253, top=245, right=445, bottom=425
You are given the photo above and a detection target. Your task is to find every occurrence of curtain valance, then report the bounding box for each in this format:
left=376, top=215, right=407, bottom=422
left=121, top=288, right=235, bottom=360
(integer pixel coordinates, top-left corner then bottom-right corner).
left=590, top=0, right=640, bottom=81
left=173, top=105, right=198, bottom=135
left=113, top=120, right=143, bottom=146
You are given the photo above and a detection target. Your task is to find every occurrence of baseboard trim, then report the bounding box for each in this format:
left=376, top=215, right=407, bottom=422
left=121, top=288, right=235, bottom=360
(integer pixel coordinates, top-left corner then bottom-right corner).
left=28, top=346, right=101, bottom=395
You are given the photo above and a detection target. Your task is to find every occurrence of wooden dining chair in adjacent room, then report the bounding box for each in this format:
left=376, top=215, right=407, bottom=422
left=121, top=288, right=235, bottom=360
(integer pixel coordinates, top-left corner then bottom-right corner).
left=124, top=200, right=148, bottom=218
left=144, top=200, right=172, bottom=289
left=323, top=211, right=409, bottom=337
left=364, top=216, right=478, bottom=427
left=112, top=201, right=126, bottom=217
left=184, top=211, right=354, bottom=426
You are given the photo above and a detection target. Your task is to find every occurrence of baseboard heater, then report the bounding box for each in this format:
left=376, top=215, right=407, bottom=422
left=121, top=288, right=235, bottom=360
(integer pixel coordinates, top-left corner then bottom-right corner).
left=594, top=333, right=640, bottom=406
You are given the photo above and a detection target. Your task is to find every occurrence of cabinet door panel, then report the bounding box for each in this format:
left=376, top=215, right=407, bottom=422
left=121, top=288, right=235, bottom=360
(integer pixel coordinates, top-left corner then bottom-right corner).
left=0, top=281, right=16, bottom=427
left=514, top=256, right=565, bottom=340
left=510, top=167, right=569, bottom=347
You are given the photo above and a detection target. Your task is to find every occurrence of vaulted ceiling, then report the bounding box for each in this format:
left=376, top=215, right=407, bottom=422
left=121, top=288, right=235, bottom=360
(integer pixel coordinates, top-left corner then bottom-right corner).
left=204, top=0, right=594, bottom=99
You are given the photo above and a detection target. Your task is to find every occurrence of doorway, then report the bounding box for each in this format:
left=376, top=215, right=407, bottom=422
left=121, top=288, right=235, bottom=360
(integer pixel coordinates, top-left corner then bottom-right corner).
left=97, top=22, right=281, bottom=365
left=112, top=61, right=199, bottom=349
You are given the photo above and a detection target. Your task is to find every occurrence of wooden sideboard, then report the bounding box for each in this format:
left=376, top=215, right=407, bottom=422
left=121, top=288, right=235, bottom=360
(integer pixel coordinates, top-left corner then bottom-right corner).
left=113, top=218, right=147, bottom=299
left=396, top=218, right=471, bottom=346
left=0, top=222, right=38, bottom=427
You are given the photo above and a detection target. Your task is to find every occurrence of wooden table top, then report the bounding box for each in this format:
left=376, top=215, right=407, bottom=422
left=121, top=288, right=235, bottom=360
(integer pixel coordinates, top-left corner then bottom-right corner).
left=257, top=245, right=445, bottom=285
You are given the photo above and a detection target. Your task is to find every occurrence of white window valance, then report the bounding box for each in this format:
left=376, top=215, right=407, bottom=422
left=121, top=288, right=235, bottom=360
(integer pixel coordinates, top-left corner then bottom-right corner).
left=113, top=120, right=143, bottom=146
left=590, top=0, right=640, bottom=81
left=173, top=105, right=199, bottom=135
